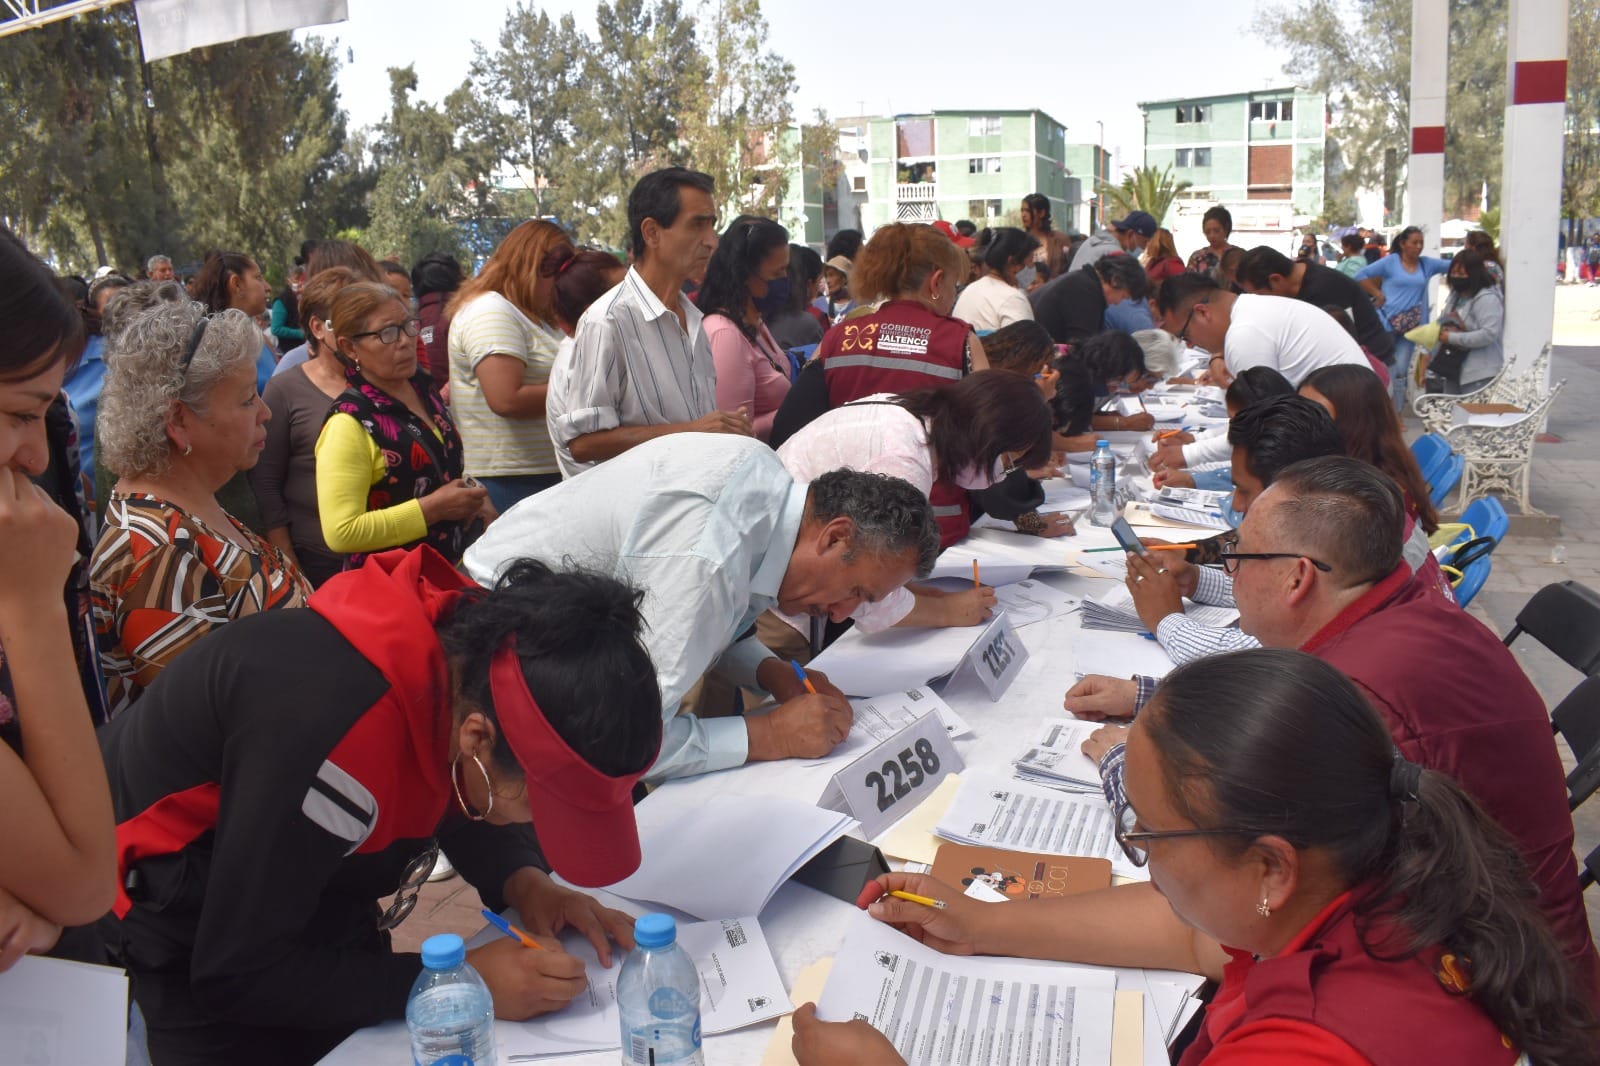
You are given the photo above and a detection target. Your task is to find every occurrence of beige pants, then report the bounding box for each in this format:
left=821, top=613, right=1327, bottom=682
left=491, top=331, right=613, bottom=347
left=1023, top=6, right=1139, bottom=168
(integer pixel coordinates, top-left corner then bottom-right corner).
left=676, top=611, right=814, bottom=719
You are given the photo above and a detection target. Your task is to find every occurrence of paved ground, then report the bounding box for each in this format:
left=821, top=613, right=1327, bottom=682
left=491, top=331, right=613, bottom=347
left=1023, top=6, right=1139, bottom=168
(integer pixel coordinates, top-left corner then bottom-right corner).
left=396, top=282, right=1600, bottom=955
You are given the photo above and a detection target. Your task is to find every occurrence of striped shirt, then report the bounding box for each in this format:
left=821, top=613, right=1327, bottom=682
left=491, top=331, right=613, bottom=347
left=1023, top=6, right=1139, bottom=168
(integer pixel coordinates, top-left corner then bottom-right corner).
left=90, top=493, right=310, bottom=717
left=545, top=267, right=717, bottom=478
left=447, top=291, right=563, bottom=477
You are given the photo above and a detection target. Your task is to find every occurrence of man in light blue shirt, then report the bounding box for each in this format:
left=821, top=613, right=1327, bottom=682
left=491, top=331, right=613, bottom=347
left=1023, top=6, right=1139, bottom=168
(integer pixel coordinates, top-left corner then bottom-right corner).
left=464, top=434, right=938, bottom=781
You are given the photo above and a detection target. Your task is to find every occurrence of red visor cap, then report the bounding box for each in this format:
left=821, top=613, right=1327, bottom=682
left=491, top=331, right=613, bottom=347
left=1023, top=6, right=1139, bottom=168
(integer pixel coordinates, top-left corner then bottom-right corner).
left=489, top=642, right=660, bottom=887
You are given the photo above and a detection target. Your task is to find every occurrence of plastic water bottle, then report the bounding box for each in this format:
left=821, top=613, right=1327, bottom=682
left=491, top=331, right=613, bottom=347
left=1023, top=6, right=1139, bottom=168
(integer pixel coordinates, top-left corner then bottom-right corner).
left=406, top=933, right=496, bottom=1066
left=618, top=913, right=704, bottom=1066
left=1090, top=440, right=1117, bottom=527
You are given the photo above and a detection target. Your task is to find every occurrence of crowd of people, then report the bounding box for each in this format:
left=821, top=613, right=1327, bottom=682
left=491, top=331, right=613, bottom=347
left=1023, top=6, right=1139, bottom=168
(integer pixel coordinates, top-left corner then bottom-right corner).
left=2, top=166, right=1588, bottom=1066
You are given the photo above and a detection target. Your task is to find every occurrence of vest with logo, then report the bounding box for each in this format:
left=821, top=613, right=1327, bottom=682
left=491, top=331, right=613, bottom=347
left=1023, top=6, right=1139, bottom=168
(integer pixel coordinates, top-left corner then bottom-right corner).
left=1180, top=891, right=1518, bottom=1066
left=818, top=299, right=971, bottom=407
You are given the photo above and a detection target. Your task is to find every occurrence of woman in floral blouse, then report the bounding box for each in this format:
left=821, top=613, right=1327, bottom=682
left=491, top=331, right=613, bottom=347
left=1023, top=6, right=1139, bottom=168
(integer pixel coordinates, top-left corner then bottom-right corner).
left=1185, top=205, right=1239, bottom=276
left=91, top=301, right=309, bottom=717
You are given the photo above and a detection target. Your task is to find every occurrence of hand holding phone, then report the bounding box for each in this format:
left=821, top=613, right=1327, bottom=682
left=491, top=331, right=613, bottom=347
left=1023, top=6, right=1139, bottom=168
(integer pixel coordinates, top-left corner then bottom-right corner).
left=1110, top=517, right=1145, bottom=556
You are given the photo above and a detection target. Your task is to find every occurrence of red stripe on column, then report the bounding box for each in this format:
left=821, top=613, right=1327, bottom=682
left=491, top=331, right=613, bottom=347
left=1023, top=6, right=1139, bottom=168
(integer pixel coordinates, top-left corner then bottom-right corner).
left=1513, top=60, right=1567, bottom=105
left=1411, top=126, right=1445, bottom=154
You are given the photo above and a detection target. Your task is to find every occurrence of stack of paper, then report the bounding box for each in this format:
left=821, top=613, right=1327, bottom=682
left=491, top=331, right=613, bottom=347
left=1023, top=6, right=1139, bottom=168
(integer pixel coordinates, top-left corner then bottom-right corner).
left=601, top=793, right=854, bottom=919
left=933, top=772, right=1149, bottom=881
left=816, top=910, right=1117, bottom=1065
left=1080, top=583, right=1239, bottom=634
left=1149, top=502, right=1232, bottom=530
left=1154, top=486, right=1232, bottom=511
left=1012, top=718, right=1109, bottom=793
left=486, top=914, right=791, bottom=1059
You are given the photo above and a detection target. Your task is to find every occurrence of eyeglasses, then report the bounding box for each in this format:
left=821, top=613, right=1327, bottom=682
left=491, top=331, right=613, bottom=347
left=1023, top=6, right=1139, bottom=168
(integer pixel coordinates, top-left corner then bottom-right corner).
left=1216, top=551, right=1333, bottom=576
left=349, top=318, right=422, bottom=346
left=376, top=841, right=440, bottom=931
left=1114, top=803, right=1255, bottom=868
left=1176, top=298, right=1209, bottom=345
left=179, top=316, right=210, bottom=378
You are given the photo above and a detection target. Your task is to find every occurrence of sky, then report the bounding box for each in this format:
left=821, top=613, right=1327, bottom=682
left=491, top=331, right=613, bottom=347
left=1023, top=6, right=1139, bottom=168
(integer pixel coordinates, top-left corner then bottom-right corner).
left=297, top=0, right=1297, bottom=176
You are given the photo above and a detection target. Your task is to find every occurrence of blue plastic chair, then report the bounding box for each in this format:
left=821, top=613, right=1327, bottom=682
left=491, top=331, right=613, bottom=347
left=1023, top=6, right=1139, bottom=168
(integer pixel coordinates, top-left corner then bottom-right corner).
left=1429, top=453, right=1465, bottom=508
left=1453, top=553, right=1493, bottom=608
left=1454, top=495, right=1509, bottom=547
left=1411, top=433, right=1452, bottom=486
left=786, top=343, right=819, bottom=380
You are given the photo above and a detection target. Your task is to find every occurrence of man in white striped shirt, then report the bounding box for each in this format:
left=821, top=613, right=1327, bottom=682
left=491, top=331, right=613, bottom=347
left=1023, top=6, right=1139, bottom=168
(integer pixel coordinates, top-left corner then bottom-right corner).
left=546, top=167, right=752, bottom=477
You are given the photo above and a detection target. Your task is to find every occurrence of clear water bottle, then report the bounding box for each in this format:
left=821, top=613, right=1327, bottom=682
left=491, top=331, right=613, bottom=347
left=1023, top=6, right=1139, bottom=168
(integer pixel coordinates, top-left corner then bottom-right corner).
left=1090, top=439, right=1117, bottom=527
left=407, top=933, right=496, bottom=1066
left=618, top=913, right=704, bottom=1066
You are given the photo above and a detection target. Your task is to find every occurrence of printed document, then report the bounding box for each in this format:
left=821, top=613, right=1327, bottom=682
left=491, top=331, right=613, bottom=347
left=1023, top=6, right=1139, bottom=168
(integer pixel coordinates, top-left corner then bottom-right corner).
left=934, top=773, right=1149, bottom=881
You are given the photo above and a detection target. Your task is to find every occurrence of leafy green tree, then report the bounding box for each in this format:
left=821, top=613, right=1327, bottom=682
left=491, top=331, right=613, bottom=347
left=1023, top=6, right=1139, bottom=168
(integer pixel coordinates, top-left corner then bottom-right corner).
left=679, top=0, right=797, bottom=219
left=1562, top=0, right=1600, bottom=239
left=1098, top=165, right=1193, bottom=226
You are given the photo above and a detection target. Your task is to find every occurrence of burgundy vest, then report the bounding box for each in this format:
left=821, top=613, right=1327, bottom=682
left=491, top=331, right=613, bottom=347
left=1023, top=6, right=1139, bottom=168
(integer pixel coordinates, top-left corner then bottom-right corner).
left=1180, top=892, right=1517, bottom=1065
left=927, top=479, right=971, bottom=550
left=818, top=299, right=970, bottom=407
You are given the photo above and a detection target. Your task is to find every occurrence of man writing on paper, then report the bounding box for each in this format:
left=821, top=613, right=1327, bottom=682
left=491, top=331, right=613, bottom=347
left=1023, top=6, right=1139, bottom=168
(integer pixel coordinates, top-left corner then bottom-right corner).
left=464, top=434, right=939, bottom=781
left=1068, top=457, right=1600, bottom=990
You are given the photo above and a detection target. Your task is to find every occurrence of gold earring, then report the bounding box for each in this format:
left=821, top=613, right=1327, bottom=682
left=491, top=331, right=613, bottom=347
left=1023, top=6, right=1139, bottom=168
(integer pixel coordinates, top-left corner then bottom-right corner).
left=1256, top=897, right=1271, bottom=918
left=451, top=752, right=494, bottom=822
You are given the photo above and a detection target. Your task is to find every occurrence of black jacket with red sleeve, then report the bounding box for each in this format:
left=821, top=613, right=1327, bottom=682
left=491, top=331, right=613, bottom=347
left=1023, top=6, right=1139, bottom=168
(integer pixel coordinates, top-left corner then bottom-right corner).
left=97, top=549, right=543, bottom=1043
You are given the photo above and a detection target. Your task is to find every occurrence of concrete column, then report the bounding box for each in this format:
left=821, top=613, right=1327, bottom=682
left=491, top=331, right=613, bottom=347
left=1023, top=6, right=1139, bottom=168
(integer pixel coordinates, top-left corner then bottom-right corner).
left=1406, top=0, right=1448, bottom=253
left=1501, top=0, right=1568, bottom=377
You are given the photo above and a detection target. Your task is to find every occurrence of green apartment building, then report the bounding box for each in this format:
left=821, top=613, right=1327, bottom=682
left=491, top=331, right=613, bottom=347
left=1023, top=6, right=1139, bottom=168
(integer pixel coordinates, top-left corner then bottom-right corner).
left=859, top=110, right=1082, bottom=235
left=1139, top=87, right=1327, bottom=219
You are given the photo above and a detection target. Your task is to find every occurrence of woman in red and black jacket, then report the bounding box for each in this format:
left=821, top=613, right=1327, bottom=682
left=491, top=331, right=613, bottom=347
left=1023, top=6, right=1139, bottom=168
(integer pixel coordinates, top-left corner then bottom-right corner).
left=768, top=223, right=990, bottom=449
left=97, top=547, right=663, bottom=1065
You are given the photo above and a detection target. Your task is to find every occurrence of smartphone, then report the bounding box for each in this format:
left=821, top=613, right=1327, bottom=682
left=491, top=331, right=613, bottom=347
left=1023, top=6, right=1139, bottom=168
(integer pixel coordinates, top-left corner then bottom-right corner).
left=1111, top=517, right=1144, bottom=555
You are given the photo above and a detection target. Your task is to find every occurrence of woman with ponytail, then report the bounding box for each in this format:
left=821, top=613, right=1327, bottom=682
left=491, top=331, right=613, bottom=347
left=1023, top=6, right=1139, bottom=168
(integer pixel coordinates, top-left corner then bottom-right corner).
left=98, top=548, right=665, bottom=1064
left=696, top=216, right=795, bottom=441
left=793, top=648, right=1599, bottom=1065
left=445, top=220, right=573, bottom=512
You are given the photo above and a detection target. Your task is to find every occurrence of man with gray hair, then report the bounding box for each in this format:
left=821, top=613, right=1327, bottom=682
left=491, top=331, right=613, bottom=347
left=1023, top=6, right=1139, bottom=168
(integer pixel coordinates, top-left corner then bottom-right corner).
left=145, top=254, right=175, bottom=282
left=465, top=434, right=938, bottom=780
left=1069, top=455, right=1600, bottom=989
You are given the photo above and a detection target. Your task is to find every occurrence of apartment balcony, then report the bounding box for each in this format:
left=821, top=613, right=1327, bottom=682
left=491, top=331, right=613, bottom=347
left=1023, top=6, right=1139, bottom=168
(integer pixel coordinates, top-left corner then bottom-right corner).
left=896, top=182, right=938, bottom=202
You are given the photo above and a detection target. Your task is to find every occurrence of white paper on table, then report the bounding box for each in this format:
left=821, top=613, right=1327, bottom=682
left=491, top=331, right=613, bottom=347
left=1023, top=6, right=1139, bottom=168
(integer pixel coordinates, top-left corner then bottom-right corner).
left=0, top=955, right=128, bottom=1066
left=929, top=554, right=1035, bottom=586
left=828, top=687, right=972, bottom=762
left=934, top=772, right=1149, bottom=881
left=954, top=529, right=1076, bottom=571
left=817, top=910, right=1117, bottom=1066
left=808, top=623, right=985, bottom=696
left=1149, top=503, right=1232, bottom=531
left=495, top=915, right=791, bottom=1059
left=1012, top=718, right=1108, bottom=791
left=1086, top=583, right=1240, bottom=629
left=601, top=793, right=854, bottom=919
left=993, top=579, right=1082, bottom=627
left=1071, top=629, right=1177, bottom=680
left=1041, top=480, right=1093, bottom=512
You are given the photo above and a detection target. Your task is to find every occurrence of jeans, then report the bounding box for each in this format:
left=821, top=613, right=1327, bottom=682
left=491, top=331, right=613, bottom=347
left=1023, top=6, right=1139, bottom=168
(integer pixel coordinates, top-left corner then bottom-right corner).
left=477, top=473, right=562, bottom=515
left=1389, top=336, right=1416, bottom=413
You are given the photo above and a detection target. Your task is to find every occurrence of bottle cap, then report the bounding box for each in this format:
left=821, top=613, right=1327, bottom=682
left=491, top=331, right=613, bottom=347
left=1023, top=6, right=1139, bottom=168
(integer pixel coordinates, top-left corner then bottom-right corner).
left=420, top=933, right=466, bottom=970
left=1096, top=439, right=1109, bottom=448
left=634, top=912, right=677, bottom=949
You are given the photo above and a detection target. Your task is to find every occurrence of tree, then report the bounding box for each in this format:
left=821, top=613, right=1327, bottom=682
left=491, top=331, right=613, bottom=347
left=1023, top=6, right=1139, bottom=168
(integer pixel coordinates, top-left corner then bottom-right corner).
left=470, top=3, right=586, bottom=219
left=1098, top=165, right=1192, bottom=225
left=678, top=0, right=797, bottom=219
left=362, top=66, right=503, bottom=265
left=1255, top=0, right=1513, bottom=221
left=0, top=9, right=358, bottom=274
left=1563, top=0, right=1600, bottom=239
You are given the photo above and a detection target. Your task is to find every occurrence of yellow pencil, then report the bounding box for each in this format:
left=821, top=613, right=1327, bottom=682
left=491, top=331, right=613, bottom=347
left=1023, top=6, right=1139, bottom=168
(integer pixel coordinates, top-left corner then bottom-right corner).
left=888, top=889, right=948, bottom=910
left=972, top=560, right=980, bottom=588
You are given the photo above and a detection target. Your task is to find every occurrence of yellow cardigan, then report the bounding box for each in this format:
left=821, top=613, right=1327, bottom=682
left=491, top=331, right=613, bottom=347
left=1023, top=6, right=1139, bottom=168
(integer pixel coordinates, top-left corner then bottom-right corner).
left=313, top=412, right=432, bottom=554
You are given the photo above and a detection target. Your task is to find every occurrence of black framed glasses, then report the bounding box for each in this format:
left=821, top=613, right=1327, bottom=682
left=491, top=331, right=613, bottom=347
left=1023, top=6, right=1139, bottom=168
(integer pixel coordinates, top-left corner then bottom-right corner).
left=350, top=318, right=422, bottom=346
left=179, top=316, right=210, bottom=378
left=376, top=841, right=440, bottom=931
left=1216, top=551, right=1333, bottom=576
left=1176, top=298, right=1209, bottom=345
left=1114, top=803, right=1255, bottom=868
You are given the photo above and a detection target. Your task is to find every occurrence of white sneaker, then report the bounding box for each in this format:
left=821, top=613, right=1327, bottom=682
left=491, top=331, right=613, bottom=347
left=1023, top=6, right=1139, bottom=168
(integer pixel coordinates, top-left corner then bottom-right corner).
left=426, top=853, right=457, bottom=883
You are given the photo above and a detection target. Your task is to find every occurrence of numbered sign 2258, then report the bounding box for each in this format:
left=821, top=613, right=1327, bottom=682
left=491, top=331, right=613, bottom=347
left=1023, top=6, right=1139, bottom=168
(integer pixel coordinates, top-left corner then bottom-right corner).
left=819, top=713, right=964, bottom=840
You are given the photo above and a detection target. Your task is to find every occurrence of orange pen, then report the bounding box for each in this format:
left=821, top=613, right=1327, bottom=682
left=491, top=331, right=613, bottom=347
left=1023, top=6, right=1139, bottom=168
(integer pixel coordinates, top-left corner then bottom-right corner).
left=972, top=560, right=981, bottom=588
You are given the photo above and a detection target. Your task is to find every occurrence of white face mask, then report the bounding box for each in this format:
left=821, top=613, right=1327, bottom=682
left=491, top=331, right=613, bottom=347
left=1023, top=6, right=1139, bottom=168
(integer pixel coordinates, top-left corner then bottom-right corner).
left=953, top=455, right=1009, bottom=490
left=1015, top=266, right=1038, bottom=289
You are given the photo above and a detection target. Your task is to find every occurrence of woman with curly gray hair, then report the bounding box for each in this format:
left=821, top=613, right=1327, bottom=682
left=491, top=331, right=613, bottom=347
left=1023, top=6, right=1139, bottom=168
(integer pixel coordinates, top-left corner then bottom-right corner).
left=90, top=302, right=309, bottom=717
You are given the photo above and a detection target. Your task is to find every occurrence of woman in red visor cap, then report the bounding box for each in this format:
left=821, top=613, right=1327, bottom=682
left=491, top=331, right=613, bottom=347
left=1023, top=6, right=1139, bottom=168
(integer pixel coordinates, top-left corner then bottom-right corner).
left=95, top=545, right=663, bottom=1066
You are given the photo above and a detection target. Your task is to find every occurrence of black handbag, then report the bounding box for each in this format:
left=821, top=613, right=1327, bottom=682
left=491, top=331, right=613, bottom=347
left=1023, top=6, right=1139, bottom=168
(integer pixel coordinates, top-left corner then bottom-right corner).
left=1429, top=342, right=1471, bottom=380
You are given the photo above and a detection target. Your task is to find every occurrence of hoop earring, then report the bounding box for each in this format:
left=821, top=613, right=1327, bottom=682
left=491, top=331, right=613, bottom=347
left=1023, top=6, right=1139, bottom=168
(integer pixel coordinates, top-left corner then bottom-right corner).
left=451, top=752, right=493, bottom=822
left=1256, top=897, right=1271, bottom=918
